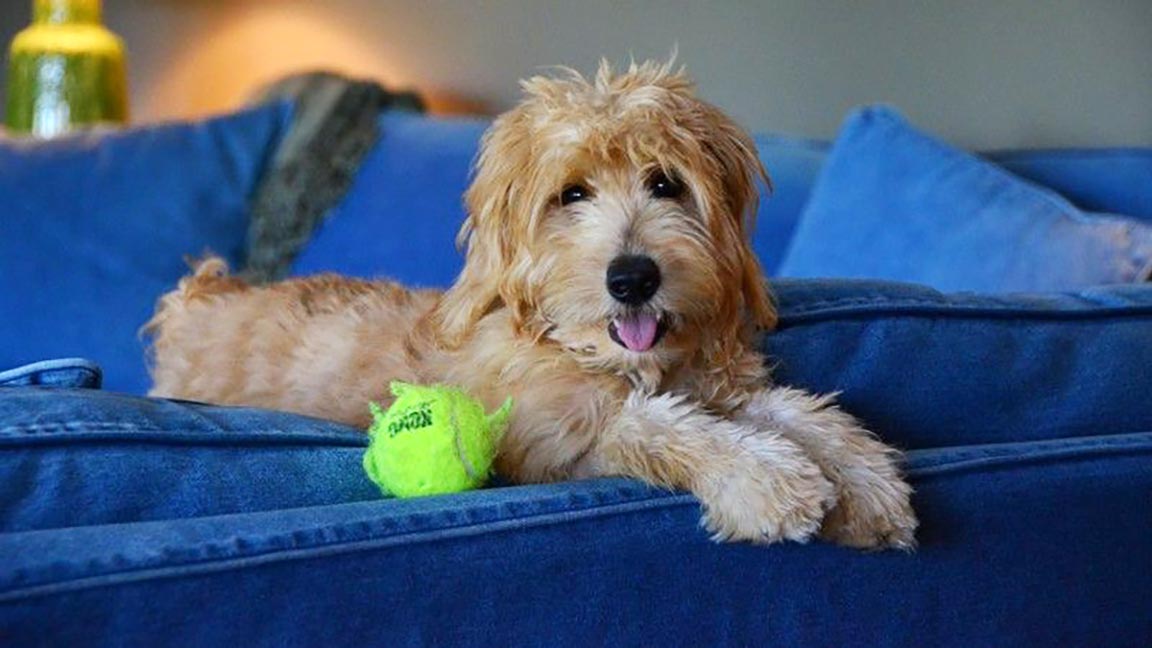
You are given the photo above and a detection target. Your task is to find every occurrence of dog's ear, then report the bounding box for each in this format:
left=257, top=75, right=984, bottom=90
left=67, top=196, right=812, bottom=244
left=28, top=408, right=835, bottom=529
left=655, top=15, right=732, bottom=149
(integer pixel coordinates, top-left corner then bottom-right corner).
left=431, top=159, right=511, bottom=347
left=431, top=114, right=535, bottom=347
left=740, top=250, right=777, bottom=331
left=702, top=110, right=778, bottom=332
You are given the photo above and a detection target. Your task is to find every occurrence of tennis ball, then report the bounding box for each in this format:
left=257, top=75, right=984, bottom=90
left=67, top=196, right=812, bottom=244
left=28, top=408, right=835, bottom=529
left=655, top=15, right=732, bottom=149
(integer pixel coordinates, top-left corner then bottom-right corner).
left=363, top=382, right=513, bottom=498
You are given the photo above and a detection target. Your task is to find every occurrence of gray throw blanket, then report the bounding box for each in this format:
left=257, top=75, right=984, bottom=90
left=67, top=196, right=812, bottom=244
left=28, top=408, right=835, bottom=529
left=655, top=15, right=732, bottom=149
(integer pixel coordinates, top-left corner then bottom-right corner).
left=242, top=71, right=423, bottom=283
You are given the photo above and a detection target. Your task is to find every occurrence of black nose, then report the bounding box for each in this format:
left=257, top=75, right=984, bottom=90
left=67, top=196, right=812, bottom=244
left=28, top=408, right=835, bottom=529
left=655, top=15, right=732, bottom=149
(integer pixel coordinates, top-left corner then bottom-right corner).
left=606, top=255, right=661, bottom=305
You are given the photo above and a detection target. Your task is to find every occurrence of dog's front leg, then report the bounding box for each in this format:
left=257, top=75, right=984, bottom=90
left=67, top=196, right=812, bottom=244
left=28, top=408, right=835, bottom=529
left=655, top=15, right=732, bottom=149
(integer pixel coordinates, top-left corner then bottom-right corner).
left=737, top=386, right=918, bottom=550
left=591, top=391, right=837, bottom=544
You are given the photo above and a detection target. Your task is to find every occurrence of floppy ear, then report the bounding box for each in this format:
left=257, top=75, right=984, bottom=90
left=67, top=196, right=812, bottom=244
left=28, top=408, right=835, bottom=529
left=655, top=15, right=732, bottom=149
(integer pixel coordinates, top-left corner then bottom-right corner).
left=431, top=114, right=527, bottom=348
left=702, top=109, right=778, bottom=332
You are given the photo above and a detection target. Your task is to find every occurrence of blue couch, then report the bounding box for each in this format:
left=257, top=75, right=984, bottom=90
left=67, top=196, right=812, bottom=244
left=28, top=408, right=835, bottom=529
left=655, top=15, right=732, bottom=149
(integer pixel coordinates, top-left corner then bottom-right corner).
left=1, top=104, right=1150, bottom=647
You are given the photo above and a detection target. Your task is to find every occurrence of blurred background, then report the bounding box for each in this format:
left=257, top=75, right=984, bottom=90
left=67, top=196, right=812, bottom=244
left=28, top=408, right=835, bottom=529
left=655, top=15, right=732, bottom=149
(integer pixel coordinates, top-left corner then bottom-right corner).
left=2, top=0, right=1150, bottom=148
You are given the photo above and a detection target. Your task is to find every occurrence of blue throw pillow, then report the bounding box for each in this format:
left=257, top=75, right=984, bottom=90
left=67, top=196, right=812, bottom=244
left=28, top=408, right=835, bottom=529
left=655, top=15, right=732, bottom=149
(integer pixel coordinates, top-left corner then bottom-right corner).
left=0, top=103, right=293, bottom=394
left=777, top=107, right=1152, bottom=291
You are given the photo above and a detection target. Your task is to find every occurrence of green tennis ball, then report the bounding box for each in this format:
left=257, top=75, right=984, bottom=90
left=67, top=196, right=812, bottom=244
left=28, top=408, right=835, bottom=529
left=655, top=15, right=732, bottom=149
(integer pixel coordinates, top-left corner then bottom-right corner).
left=363, top=382, right=513, bottom=498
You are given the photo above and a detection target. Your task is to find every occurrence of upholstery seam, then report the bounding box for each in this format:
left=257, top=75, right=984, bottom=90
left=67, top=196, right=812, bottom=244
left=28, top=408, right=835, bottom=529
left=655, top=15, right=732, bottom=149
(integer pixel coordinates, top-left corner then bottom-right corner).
left=775, top=295, right=1152, bottom=324
left=909, top=435, right=1152, bottom=477
left=0, top=492, right=688, bottom=602
left=0, top=422, right=367, bottom=447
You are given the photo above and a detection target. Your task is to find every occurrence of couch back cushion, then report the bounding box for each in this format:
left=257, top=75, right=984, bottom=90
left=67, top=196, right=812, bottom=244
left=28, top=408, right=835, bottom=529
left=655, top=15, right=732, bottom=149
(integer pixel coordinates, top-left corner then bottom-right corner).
left=777, top=107, right=1152, bottom=291
left=297, top=111, right=1152, bottom=285
left=990, top=148, right=1152, bottom=225
left=291, top=112, right=487, bottom=287
left=750, top=134, right=829, bottom=273
left=765, top=278, right=1152, bottom=450
left=0, top=103, right=292, bottom=394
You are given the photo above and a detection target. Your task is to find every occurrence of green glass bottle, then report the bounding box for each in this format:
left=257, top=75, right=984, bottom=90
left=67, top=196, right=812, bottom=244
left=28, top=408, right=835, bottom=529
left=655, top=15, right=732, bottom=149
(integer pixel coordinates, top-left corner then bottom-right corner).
left=5, top=0, right=128, bottom=137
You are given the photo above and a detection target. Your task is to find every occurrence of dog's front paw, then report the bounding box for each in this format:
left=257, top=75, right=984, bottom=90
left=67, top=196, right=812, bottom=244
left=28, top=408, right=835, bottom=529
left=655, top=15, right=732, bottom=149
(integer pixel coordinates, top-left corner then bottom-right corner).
left=697, top=439, right=837, bottom=545
left=739, top=386, right=918, bottom=550
left=820, top=460, right=918, bottom=551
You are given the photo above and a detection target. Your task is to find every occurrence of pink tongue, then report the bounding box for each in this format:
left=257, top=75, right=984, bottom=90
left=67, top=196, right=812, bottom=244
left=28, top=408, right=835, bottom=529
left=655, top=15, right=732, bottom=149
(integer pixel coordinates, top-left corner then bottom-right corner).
left=615, top=314, right=659, bottom=352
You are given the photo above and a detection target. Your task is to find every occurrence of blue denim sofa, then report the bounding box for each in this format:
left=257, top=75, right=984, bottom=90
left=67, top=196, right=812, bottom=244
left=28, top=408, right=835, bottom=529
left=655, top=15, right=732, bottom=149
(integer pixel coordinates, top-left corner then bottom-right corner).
left=2, top=106, right=1151, bottom=647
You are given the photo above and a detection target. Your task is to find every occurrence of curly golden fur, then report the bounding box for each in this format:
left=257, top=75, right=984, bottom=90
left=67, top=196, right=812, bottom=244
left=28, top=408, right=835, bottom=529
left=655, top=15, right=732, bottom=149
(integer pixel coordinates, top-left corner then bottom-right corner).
left=147, top=60, right=917, bottom=548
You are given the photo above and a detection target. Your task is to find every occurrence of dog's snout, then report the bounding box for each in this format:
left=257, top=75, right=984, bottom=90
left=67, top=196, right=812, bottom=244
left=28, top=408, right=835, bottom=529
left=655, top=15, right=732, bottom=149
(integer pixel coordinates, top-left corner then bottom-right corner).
left=606, top=255, right=661, bottom=305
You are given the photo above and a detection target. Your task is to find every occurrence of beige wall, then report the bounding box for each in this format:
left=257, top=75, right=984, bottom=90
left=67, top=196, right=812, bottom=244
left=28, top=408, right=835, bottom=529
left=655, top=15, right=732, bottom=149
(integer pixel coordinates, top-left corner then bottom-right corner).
left=3, top=0, right=1150, bottom=149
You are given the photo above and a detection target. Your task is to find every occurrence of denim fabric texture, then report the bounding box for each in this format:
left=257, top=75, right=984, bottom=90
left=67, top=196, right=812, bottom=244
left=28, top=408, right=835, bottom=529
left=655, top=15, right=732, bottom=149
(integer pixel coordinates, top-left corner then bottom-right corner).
left=0, top=103, right=293, bottom=394
left=777, top=107, right=1152, bottom=291
left=0, top=387, right=1149, bottom=646
left=0, top=388, right=377, bottom=533
left=765, top=279, right=1152, bottom=449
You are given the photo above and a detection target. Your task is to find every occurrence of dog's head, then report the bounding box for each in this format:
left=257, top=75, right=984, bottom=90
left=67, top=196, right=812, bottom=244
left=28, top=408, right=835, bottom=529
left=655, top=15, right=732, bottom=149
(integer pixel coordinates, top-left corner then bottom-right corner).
left=434, top=60, right=775, bottom=375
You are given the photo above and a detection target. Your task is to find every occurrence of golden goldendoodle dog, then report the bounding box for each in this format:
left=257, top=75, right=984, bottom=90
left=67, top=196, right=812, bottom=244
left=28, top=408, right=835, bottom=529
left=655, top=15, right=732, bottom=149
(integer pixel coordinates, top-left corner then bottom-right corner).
left=147, top=60, right=917, bottom=549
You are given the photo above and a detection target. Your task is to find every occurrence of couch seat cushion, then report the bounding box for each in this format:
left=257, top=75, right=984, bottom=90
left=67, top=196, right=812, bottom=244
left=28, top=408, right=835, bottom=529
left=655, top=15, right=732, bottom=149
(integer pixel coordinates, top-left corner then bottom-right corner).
left=0, top=397, right=1148, bottom=647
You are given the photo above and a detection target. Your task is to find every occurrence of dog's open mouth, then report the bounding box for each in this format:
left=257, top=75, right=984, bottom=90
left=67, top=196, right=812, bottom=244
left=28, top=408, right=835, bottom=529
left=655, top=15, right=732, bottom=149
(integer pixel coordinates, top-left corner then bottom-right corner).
left=608, top=313, right=668, bottom=352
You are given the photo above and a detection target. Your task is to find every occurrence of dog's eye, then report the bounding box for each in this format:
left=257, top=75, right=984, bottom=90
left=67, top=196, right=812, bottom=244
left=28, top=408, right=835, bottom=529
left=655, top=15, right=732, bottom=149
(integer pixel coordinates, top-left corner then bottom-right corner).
left=560, top=184, right=591, bottom=206
left=647, top=170, right=684, bottom=200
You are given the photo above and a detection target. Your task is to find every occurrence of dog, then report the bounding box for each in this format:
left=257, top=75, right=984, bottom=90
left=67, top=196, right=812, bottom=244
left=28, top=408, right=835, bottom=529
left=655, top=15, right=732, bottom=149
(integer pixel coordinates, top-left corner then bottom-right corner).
left=147, top=60, right=917, bottom=549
